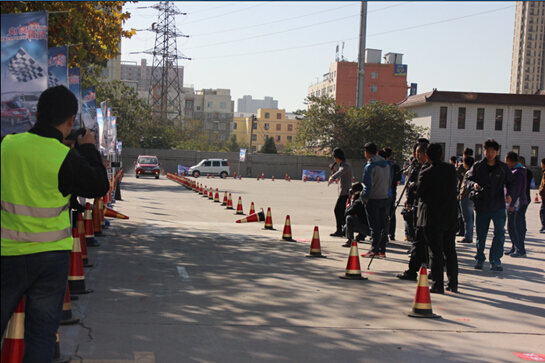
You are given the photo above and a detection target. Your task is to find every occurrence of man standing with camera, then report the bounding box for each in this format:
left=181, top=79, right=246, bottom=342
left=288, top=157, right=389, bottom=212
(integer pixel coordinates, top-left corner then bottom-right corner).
left=466, top=139, right=515, bottom=271
left=1, top=86, right=109, bottom=361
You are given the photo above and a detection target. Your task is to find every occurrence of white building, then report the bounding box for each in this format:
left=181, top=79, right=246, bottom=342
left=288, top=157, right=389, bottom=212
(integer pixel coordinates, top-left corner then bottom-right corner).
left=398, top=90, right=545, bottom=166
left=237, top=95, right=278, bottom=113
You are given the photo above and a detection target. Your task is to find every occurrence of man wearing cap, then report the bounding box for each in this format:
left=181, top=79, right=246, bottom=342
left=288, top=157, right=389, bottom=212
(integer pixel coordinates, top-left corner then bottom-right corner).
left=328, top=147, right=353, bottom=237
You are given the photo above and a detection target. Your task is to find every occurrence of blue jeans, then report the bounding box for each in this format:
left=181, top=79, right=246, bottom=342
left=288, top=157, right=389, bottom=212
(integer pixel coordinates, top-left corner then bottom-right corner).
left=475, top=208, right=506, bottom=265
left=1, top=251, right=70, bottom=363
left=365, top=198, right=389, bottom=253
left=460, top=198, right=474, bottom=240
left=508, top=204, right=528, bottom=254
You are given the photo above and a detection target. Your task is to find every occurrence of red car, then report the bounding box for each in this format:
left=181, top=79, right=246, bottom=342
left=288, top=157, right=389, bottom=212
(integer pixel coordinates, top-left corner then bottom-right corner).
left=135, top=155, right=161, bottom=179
left=1, top=100, right=31, bottom=126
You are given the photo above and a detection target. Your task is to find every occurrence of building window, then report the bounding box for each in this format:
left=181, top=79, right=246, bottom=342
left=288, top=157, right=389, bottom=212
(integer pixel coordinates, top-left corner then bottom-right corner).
left=264, top=123, right=270, bottom=130
left=196, top=106, right=201, bottom=111
left=475, top=144, right=483, bottom=160
left=265, top=112, right=270, bottom=119
left=185, top=100, right=194, bottom=109
left=287, top=124, right=293, bottom=131
left=276, top=135, right=281, bottom=142
left=438, top=143, right=446, bottom=161
left=233, top=122, right=238, bottom=130
left=512, top=145, right=520, bottom=155
left=371, top=72, right=378, bottom=79
left=495, top=109, right=503, bottom=131
left=531, top=146, right=539, bottom=166
left=439, top=107, right=448, bottom=128
left=220, top=102, right=227, bottom=109
left=276, top=124, right=281, bottom=131
left=514, top=109, right=522, bottom=131
left=252, top=122, right=257, bottom=130
left=276, top=113, right=281, bottom=119
left=456, top=143, right=464, bottom=156
left=287, top=135, right=292, bottom=142
left=476, top=108, right=484, bottom=130
left=533, top=110, right=541, bottom=132
left=251, top=134, right=257, bottom=141
left=458, top=107, right=466, bottom=129
left=263, top=135, right=268, bottom=141
left=370, top=99, right=377, bottom=104
left=370, top=85, right=377, bottom=93
left=207, top=101, right=213, bottom=108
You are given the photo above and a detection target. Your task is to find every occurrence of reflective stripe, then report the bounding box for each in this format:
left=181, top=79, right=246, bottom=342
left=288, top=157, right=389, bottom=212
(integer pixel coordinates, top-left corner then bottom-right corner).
left=1, top=200, right=69, bottom=218
left=1, top=227, right=71, bottom=242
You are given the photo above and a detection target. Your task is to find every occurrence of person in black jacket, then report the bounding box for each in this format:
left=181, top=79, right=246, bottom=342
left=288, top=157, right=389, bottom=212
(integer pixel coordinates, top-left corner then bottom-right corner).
left=417, top=143, right=459, bottom=293
left=342, top=183, right=366, bottom=247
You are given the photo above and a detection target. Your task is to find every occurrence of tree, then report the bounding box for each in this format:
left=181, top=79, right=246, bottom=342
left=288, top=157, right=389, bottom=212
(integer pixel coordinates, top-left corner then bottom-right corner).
left=295, top=96, right=424, bottom=160
left=260, top=136, right=277, bottom=154
left=0, top=1, right=135, bottom=68
left=225, top=134, right=241, bottom=152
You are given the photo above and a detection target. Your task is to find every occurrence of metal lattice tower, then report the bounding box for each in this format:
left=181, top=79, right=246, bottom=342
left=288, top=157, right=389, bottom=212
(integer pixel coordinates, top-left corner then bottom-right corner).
left=147, top=1, right=190, bottom=122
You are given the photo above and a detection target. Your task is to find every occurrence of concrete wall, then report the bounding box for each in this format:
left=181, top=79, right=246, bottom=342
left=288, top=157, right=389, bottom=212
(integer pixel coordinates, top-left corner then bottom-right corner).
left=122, top=148, right=366, bottom=180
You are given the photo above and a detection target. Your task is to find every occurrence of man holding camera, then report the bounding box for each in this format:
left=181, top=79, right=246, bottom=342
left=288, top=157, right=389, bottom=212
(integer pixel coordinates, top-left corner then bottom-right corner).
left=1, top=86, right=109, bottom=361
left=466, top=139, right=515, bottom=271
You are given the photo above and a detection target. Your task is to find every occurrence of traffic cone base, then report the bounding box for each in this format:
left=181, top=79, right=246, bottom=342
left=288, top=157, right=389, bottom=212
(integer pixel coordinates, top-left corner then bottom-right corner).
left=86, top=237, right=100, bottom=247
left=339, top=241, right=367, bottom=280
left=61, top=285, right=80, bottom=325
left=408, top=266, right=441, bottom=319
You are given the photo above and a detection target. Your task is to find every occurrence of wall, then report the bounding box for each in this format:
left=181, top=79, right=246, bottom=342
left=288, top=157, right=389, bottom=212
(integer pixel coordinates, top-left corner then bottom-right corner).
left=122, top=148, right=367, bottom=180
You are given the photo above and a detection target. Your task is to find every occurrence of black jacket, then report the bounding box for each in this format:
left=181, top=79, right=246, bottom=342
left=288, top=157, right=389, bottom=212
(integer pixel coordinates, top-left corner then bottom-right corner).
left=28, top=124, right=109, bottom=199
left=345, top=197, right=366, bottom=224
left=416, top=161, right=458, bottom=231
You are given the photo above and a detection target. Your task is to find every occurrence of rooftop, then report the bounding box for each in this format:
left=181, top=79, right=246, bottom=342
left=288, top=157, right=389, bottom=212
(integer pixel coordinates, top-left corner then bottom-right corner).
left=398, top=90, right=545, bottom=108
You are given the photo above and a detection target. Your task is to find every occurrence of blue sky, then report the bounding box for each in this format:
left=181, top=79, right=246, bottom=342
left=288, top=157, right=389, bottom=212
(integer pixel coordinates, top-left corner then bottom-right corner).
left=121, top=1, right=516, bottom=112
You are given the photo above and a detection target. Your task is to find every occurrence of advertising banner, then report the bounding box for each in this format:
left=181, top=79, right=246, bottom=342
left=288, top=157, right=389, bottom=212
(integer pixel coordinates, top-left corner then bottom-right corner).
left=1, top=11, right=48, bottom=137
left=81, top=86, right=97, bottom=132
left=116, top=141, right=122, bottom=155
left=108, top=115, right=117, bottom=155
left=177, top=165, right=189, bottom=176
left=239, top=148, right=247, bottom=162
left=394, top=64, right=407, bottom=76
left=47, top=46, right=68, bottom=88
left=96, top=107, right=104, bottom=154
left=68, top=67, right=82, bottom=128
left=302, top=169, right=326, bottom=181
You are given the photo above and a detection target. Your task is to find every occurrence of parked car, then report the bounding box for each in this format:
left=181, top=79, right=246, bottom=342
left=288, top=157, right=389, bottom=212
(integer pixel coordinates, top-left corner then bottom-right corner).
left=135, top=155, right=161, bottom=179
left=188, top=159, right=230, bottom=178
left=12, top=94, right=39, bottom=115
left=1, top=100, right=31, bottom=126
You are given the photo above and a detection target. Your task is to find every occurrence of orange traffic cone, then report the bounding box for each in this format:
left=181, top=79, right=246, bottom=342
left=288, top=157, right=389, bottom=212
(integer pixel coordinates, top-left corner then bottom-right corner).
left=203, top=186, right=209, bottom=198
left=408, top=266, right=440, bottom=318
left=84, top=203, right=100, bottom=247
left=69, top=227, right=92, bottom=294
left=316, top=176, right=321, bottom=183
left=226, top=193, right=234, bottom=210
left=272, top=175, right=275, bottom=181
left=303, top=175, right=308, bottom=182
left=285, top=173, right=289, bottom=180
left=261, top=172, right=265, bottom=180
left=207, top=173, right=210, bottom=179
left=239, top=175, right=242, bottom=180
left=235, top=196, right=244, bottom=215
left=339, top=241, right=367, bottom=280
left=54, top=331, right=70, bottom=363
left=60, top=284, right=80, bottom=325
left=536, top=193, right=541, bottom=204
left=92, top=198, right=102, bottom=236
left=99, top=198, right=105, bottom=228
left=208, top=187, right=213, bottom=200
left=76, top=213, right=92, bottom=267
left=1, top=297, right=25, bottom=362
left=233, top=171, right=237, bottom=179
left=199, top=184, right=204, bottom=195
left=249, top=202, right=256, bottom=215
left=214, top=188, right=220, bottom=203
left=236, top=210, right=265, bottom=223
left=263, top=207, right=275, bottom=230
left=257, top=175, right=260, bottom=181
left=306, top=226, right=326, bottom=258
left=222, top=191, right=228, bottom=206
left=104, top=206, right=129, bottom=219
left=281, top=215, right=295, bottom=241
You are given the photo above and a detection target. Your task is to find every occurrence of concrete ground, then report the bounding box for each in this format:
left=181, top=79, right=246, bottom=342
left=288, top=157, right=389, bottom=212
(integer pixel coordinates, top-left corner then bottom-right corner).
left=61, top=175, right=545, bottom=363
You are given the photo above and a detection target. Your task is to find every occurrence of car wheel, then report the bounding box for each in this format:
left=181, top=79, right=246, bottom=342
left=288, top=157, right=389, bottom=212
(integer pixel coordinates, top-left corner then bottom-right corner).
left=192, top=170, right=200, bottom=178
left=220, top=171, right=228, bottom=179
left=136, top=174, right=139, bottom=178
left=155, top=175, right=159, bottom=179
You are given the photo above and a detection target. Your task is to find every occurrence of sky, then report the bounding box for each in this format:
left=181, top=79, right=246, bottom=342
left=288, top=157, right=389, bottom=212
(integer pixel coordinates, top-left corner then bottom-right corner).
left=121, top=1, right=516, bottom=112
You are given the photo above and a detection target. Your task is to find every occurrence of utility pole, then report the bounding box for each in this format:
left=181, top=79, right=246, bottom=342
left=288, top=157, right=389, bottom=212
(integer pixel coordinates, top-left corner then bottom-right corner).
left=356, top=1, right=367, bottom=108
left=247, top=114, right=256, bottom=176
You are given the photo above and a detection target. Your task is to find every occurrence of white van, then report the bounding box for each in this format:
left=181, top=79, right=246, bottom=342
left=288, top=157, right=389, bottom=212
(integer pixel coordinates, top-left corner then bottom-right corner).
left=188, top=159, right=230, bottom=178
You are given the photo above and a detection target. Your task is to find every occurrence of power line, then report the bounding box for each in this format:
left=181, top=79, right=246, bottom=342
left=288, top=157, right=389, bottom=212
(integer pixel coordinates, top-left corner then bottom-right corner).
left=184, top=2, right=270, bottom=25
left=194, top=5, right=514, bottom=60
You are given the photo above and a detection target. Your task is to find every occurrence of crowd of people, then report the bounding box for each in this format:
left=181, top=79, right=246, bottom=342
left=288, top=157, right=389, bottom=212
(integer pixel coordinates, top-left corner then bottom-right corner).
left=329, top=138, right=544, bottom=294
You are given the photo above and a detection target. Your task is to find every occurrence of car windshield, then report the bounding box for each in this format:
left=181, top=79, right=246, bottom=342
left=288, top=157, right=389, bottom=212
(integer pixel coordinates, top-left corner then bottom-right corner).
left=139, top=157, right=158, bottom=164
left=6, top=101, right=23, bottom=109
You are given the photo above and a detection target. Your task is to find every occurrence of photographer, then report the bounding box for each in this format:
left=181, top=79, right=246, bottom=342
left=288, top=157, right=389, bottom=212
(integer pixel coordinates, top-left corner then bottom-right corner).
left=1, top=86, right=109, bottom=361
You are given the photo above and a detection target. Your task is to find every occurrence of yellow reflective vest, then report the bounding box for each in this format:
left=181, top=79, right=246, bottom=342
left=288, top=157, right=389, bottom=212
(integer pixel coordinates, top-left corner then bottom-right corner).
left=1, top=132, right=73, bottom=256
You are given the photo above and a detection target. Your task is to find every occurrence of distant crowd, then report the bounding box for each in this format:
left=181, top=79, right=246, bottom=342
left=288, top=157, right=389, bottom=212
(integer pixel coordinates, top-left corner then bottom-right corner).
left=328, top=138, right=545, bottom=294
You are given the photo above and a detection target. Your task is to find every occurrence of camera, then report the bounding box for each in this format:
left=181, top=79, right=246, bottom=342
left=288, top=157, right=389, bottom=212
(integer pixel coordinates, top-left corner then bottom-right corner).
left=66, top=127, right=87, bottom=141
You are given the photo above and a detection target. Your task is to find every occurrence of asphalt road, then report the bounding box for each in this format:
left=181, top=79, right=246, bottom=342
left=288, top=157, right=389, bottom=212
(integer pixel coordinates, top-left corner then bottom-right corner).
left=61, top=175, right=545, bottom=363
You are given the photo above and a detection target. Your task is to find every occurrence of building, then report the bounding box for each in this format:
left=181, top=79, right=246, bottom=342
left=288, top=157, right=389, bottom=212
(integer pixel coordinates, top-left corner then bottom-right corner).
left=182, top=87, right=234, bottom=142
left=398, top=90, right=545, bottom=166
left=237, top=95, right=278, bottom=113
left=308, top=49, right=408, bottom=107
left=232, top=108, right=299, bottom=152
left=510, top=1, right=545, bottom=94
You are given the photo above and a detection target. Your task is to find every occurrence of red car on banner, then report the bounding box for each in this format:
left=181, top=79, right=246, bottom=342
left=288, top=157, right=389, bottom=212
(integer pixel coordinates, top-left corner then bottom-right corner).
left=1, top=100, right=31, bottom=126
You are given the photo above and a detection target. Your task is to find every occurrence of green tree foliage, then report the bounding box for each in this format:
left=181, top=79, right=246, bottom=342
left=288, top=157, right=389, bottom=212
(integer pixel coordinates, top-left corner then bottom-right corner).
left=96, top=80, right=179, bottom=149
left=0, top=1, right=135, bottom=68
left=295, top=96, right=424, bottom=159
left=225, top=134, right=241, bottom=152
left=260, top=136, right=277, bottom=154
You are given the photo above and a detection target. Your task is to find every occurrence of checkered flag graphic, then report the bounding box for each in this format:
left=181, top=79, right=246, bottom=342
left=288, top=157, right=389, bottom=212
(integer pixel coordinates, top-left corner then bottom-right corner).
left=8, top=48, right=45, bottom=83
left=48, top=71, right=61, bottom=87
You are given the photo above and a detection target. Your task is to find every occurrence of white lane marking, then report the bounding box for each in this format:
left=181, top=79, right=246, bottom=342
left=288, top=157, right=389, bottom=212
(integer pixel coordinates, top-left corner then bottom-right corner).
left=177, top=266, right=189, bottom=280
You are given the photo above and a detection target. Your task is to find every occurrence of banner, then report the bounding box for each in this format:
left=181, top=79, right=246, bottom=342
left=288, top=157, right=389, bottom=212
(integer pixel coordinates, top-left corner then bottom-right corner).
left=81, top=87, right=97, bottom=131
left=1, top=11, right=48, bottom=137
left=302, top=169, right=326, bottom=181
left=68, top=67, right=82, bottom=128
left=48, top=46, right=67, bottom=88
left=99, top=101, right=108, bottom=154
left=96, top=107, right=104, bottom=154
left=239, top=148, right=247, bottom=162
left=177, top=165, right=189, bottom=176
left=116, top=141, right=122, bottom=156
left=108, top=115, right=117, bottom=155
